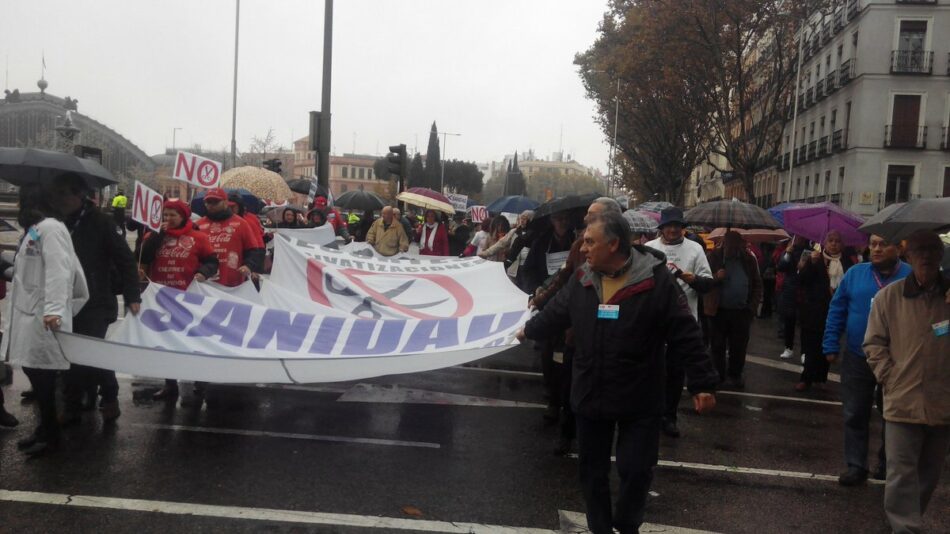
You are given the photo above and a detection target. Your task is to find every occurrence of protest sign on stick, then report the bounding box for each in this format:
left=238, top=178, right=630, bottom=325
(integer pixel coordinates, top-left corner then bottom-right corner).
left=131, top=180, right=163, bottom=232
left=173, top=151, right=222, bottom=189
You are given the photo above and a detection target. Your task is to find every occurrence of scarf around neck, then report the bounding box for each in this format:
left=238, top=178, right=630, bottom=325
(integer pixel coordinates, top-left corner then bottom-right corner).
left=421, top=222, right=438, bottom=251
left=823, top=250, right=844, bottom=289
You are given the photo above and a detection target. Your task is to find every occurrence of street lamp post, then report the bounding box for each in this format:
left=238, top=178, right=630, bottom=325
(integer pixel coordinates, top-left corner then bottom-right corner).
left=607, top=77, right=620, bottom=197
left=439, top=132, right=461, bottom=193
left=172, top=127, right=182, bottom=152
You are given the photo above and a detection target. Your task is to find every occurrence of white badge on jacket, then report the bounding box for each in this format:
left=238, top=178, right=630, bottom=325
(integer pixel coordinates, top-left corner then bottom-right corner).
left=597, top=304, right=619, bottom=320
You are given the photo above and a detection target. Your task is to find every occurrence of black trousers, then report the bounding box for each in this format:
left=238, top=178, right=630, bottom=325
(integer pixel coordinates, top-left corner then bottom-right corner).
left=782, top=310, right=798, bottom=350
left=66, top=313, right=118, bottom=409
left=560, top=347, right=576, bottom=441
left=799, top=303, right=830, bottom=384
left=663, top=352, right=686, bottom=423
left=760, top=279, right=775, bottom=317
left=576, top=414, right=660, bottom=534
left=710, top=308, right=753, bottom=380
left=23, top=367, right=59, bottom=442
left=539, top=336, right=566, bottom=410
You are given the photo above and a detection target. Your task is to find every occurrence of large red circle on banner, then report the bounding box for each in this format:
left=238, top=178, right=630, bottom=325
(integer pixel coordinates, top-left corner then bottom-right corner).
left=196, top=161, right=219, bottom=187
left=150, top=196, right=163, bottom=228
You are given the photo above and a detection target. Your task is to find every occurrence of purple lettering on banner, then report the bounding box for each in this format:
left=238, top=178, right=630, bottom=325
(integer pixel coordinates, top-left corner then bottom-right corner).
left=443, top=263, right=462, bottom=270
left=342, top=319, right=406, bottom=355
left=185, top=300, right=252, bottom=346
left=308, top=316, right=345, bottom=354
left=141, top=287, right=204, bottom=332
left=247, top=310, right=315, bottom=352
left=465, top=312, right=524, bottom=343
left=388, top=266, right=404, bottom=273
left=338, top=259, right=352, bottom=268
left=402, top=318, right=459, bottom=352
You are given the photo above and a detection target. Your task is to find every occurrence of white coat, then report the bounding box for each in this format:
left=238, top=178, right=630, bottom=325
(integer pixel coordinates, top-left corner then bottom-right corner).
left=1, top=218, right=89, bottom=370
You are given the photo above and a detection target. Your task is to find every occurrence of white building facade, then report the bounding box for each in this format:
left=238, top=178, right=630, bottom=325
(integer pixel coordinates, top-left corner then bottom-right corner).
left=777, top=0, right=950, bottom=216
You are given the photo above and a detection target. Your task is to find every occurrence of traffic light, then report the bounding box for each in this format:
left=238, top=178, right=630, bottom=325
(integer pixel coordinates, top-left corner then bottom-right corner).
left=263, top=158, right=282, bottom=174
left=387, top=144, right=407, bottom=193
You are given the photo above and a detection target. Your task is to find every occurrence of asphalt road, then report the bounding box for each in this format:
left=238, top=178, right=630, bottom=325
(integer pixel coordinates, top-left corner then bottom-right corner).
left=1, top=315, right=948, bottom=534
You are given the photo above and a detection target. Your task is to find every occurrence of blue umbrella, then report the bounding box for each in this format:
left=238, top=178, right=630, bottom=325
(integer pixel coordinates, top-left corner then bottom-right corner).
left=486, top=195, right=540, bottom=214
left=767, top=202, right=807, bottom=226
left=191, top=188, right=263, bottom=216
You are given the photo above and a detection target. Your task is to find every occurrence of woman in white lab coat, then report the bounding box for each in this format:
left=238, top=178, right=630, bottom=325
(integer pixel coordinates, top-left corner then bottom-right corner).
left=2, top=184, right=88, bottom=456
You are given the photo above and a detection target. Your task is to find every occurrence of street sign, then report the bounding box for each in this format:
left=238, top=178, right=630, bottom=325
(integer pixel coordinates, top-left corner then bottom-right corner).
left=173, top=151, right=222, bottom=189
left=446, top=192, right=468, bottom=212
left=131, top=180, right=163, bottom=232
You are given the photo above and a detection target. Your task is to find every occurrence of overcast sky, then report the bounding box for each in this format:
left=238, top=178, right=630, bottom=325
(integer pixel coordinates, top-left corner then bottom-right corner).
left=2, top=0, right=610, bottom=171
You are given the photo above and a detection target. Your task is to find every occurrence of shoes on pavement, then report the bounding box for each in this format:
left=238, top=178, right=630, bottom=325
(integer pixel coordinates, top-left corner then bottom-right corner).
left=662, top=419, right=681, bottom=438
left=552, top=437, right=573, bottom=456
left=99, top=401, right=121, bottom=421
left=779, top=348, right=794, bottom=360
left=838, top=467, right=868, bottom=486
left=872, top=464, right=887, bottom=481
left=152, top=387, right=179, bottom=402
left=0, top=407, right=18, bottom=428
left=794, top=382, right=811, bottom=392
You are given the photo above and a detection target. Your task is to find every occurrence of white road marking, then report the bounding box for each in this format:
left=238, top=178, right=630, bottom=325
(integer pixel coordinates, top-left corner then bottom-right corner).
left=746, top=355, right=841, bottom=383
left=0, top=489, right=557, bottom=533
left=566, top=455, right=884, bottom=485
left=452, top=366, right=544, bottom=378
left=133, top=423, right=440, bottom=449
left=558, top=510, right=718, bottom=534
left=337, top=383, right=546, bottom=409
left=716, top=390, right=841, bottom=407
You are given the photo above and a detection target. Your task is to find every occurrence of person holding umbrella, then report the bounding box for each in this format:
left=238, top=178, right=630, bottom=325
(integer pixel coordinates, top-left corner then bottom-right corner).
left=794, top=230, right=858, bottom=391
left=417, top=209, right=449, bottom=256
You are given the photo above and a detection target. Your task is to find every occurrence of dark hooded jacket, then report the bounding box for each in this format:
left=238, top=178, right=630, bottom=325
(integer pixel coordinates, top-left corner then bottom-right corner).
left=524, top=245, right=718, bottom=420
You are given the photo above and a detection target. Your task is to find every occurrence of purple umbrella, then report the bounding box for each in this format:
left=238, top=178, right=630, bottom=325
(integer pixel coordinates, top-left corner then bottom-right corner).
left=782, top=202, right=867, bottom=247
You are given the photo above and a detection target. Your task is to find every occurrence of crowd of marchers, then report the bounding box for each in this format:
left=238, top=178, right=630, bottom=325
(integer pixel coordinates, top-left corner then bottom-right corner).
left=0, top=183, right=947, bottom=534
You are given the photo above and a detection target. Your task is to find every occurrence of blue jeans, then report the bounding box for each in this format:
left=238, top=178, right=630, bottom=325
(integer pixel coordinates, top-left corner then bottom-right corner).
left=576, top=415, right=660, bottom=534
left=840, top=352, right=886, bottom=471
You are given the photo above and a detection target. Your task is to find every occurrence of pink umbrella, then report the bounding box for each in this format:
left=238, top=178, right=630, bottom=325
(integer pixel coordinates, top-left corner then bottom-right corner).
left=708, top=227, right=790, bottom=244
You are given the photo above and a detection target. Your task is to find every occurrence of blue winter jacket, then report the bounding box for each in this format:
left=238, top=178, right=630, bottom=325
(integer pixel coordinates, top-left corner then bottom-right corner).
left=822, top=261, right=911, bottom=358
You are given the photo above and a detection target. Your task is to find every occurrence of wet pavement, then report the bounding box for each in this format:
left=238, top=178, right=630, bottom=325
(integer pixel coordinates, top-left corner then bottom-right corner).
left=1, top=315, right=948, bottom=533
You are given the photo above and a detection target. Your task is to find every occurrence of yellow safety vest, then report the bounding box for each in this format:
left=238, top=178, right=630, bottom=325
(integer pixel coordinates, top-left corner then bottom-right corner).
left=112, top=195, right=128, bottom=209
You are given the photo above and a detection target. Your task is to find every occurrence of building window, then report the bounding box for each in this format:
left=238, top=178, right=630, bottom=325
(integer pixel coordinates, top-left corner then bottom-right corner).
left=796, top=178, right=802, bottom=199
left=888, top=94, right=922, bottom=147
left=358, top=168, right=365, bottom=179
left=837, top=167, right=845, bottom=193
left=885, top=165, right=914, bottom=205
left=342, top=166, right=348, bottom=178
left=824, top=170, right=831, bottom=196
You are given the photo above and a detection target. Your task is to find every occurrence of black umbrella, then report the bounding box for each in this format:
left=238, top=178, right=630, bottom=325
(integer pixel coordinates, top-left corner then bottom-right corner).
left=287, top=178, right=326, bottom=196
left=0, top=147, right=117, bottom=189
left=334, top=190, right=387, bottom=211
left=528, top=193, right=600, bottom=231
left=858, top=197, right=950, bottom=243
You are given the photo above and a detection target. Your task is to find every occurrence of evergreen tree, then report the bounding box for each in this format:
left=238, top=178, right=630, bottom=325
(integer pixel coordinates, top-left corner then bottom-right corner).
left=423, top=121, right=442, bottom=191
left=408, top=152, right=426, bottom=188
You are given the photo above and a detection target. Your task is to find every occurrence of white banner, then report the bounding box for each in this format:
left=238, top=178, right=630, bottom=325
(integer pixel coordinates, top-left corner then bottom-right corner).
left=172, top=151, right=222, bottom=189
left=446, top=192, right=468, bottom=212
left=131, top=181, right=163, bottom=231
left=272, top=226, right=336, bottom=246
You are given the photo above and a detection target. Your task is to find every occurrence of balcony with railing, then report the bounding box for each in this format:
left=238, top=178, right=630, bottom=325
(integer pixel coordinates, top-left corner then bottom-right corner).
left=818, top=136, right=829, bottom=158
left=825, top=72, right=837, bottom=94
left=847, top=0, right=858, bottom=20
left=815, top=79, right=825, bottom=100
left=821, top=24, right=832, bottom=44
left=831, top=129, right=848, bottom=152
left=839, top=59, right=855, bottom=85
left=891, top=50, right=934, bottom=74
left=780, top=153, right=790, bottom=170
left=884, top=125, right=927, bottom=149
left=805, top=87, right=815, bottom=107
left=833, top=11, right=844, bottom=32
left=807, top=141, right=817, bottom=161
left=797, top=93, right=806, bottom=111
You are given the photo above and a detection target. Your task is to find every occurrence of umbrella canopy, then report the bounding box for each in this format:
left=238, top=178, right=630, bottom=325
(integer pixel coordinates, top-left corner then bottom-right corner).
left=782, top=202, right=867, bottom=247
left=685, top=199, right=782, bottom=230
left=0, top=147, right=118, bottom=189
left=191, top=188, right=263, bottom=216
left=286, top=178, right=326, bottom=197
left=396, top=187, right=454, bottom=214
left=858, top=197, right=950, bottom=243
left=622, top=209, right=659, bottom=234
left=486, top=195, right=540, bottom=214
left=707, top=227, right=790, bottom=244
left=633, top=209, right=660, bottom=222
left=334, top=190, right=387, bottom=212
left=219, top=166, right=293, bottom=202
left=767, top=202, right=808, bottom=226
left=636, top=200, right=674, bottom=213
left=528, top=193, right=600, bottom=232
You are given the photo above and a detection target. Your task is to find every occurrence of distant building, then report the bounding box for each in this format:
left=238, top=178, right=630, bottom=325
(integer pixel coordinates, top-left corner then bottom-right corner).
left=293, top=136, right=390, bottom=198
left=775, top=0, right=950, bottom=214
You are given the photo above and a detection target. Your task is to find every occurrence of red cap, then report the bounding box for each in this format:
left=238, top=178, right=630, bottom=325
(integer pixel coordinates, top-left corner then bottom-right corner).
left=164, top=199, right=191, bottom=221
left=314, top=195, right=328, bottom=208
left=204, top=188, right=228, bottom=201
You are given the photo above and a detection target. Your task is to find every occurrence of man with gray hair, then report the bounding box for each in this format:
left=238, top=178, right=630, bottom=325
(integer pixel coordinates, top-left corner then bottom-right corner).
left=520, top=211, right=718, bottom=534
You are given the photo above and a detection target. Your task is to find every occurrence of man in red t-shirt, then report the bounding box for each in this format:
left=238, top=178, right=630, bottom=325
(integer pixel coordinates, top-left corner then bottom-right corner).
left=197, top=188, right=264, bottom=287
left=228, top=192, right=266, bottom=248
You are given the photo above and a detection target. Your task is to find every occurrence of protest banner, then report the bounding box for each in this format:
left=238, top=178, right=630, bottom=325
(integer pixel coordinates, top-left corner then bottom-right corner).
left=173, top=151, right=222, bottom=189
left=446, top=192, right=468, bottom=212
left=131, top=180, right=163, bottom=231
left=469, top=205, right=488, bottom=223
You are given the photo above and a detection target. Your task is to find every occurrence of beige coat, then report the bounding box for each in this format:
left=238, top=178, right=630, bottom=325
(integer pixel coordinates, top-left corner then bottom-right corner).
left=365, top=217, right=409, bottom=257
left=864, top=274, right=950, bottom=426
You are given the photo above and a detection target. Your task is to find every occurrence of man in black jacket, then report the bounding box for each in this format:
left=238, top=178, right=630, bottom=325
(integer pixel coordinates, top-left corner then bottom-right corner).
left=519, top=212, right=718, bottom=534
left=49, top=174, right=142, bottom=422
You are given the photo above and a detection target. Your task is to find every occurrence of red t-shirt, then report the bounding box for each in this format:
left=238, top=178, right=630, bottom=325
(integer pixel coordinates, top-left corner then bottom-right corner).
left=198, top=214, right=258, bottom=287
left=147, top=228, right=215, bottom=290
left=243, top=212, right=266, bottom=248
left=324, top=208, right=347, bottom=233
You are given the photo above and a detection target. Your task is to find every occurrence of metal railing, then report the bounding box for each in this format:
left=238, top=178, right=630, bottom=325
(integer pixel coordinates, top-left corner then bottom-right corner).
left=818, top=136, right=829, bottom=157
left=807, top=140, right=817, bottom=161
left=833, top=12, right=844, bottom=32
left=831, top=129, right=848, bottom=152
left=805, top=87, right=815, bottom=107
left=884, top=125, right=927, bottom=149
left=825, top=73, right=837, bottom=94
left=891, top=50, right=933, bottom=74
left=839, top=59, right=855, bottom=85
left=815, top=79, right=825, bottom=100
left=847, top=0, right=858, bottom=20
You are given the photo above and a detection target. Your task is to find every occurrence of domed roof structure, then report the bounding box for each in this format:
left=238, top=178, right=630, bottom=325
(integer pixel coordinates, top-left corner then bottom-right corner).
left=220, top=166, right=293, bottom=202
